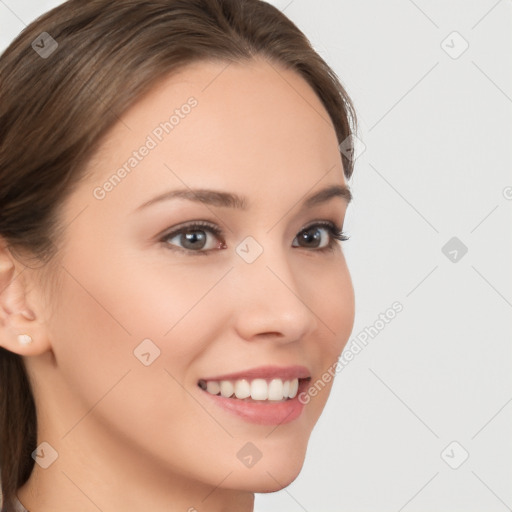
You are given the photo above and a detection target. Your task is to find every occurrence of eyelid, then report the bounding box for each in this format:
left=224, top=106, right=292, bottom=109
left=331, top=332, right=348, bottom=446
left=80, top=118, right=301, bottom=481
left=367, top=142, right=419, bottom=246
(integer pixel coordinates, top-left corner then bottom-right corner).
left=159, top=220, right=222, bottom=239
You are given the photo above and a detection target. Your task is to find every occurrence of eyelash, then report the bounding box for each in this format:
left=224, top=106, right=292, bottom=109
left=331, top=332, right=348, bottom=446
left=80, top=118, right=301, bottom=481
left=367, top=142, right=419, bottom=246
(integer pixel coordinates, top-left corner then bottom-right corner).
left=159, top=220, right=349, bottom=256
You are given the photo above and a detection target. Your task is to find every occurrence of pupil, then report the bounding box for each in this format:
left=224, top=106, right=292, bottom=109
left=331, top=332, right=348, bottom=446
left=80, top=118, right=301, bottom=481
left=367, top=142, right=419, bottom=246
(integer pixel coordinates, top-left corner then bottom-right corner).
left=302, top=228, right=320, bottom=247
left=183, top=230, right=206, bottom=249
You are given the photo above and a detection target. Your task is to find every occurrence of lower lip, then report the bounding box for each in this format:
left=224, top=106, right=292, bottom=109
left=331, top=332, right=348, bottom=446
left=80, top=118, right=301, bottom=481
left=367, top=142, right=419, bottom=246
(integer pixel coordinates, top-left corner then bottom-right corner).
left=201, top=389, right=306, bottom=426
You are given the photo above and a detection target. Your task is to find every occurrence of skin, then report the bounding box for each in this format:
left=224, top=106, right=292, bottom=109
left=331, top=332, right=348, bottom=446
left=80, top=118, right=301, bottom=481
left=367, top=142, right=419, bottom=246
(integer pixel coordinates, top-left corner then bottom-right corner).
left=0, top=56, right=354, bottom=511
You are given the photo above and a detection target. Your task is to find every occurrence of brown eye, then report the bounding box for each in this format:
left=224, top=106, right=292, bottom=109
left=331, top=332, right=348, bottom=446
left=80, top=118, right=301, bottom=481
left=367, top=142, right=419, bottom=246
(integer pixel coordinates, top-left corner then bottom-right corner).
left=292, top=222, right=348, bottom=250
left=294, top=226, right=326, bottom=249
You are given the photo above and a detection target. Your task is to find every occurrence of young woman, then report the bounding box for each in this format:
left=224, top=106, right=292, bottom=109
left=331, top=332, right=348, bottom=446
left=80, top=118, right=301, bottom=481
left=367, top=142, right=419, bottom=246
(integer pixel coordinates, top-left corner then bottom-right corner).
left=0, top=0, right=357, bottom=510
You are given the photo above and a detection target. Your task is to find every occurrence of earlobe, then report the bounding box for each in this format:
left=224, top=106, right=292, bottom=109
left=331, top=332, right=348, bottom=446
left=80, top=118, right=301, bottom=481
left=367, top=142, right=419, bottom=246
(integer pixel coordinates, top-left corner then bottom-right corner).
left=17, top=333, right=33, bottom=345
left=0, top=240, right=51, bottom=356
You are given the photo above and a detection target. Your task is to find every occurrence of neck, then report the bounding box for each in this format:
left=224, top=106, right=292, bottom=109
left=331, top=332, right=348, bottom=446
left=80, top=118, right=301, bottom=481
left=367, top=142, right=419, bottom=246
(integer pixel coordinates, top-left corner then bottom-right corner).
left=18, top=449, right=255, bottom=512
left=17, top=354, right=257, bottom=512
left=17, top=416, right=254, bottom=512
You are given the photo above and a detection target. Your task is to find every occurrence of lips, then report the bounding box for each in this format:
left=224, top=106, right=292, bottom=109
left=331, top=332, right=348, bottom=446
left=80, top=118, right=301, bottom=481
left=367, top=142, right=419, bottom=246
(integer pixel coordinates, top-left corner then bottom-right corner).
left=197, top=365, right=311, bottom=425
left=200, top=365, right=311, bottom=382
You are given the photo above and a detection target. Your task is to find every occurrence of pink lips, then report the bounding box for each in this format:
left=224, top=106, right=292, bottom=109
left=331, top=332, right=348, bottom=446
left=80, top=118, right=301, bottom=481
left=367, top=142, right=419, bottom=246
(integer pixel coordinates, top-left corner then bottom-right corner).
left=201, top=365, right=310, bottom=382
left=198, top=365, right=311, bottom=426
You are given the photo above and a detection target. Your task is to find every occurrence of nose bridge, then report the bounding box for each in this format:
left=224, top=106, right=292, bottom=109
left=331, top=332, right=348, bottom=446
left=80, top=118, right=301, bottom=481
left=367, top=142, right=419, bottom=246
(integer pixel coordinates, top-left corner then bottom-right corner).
left=231, top=235, right=318, bottom=341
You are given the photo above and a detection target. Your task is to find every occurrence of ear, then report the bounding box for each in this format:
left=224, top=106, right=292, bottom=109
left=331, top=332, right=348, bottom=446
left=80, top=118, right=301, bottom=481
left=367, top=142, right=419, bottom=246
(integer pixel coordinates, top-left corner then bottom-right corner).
left=0, top=238, right=52, bottom=356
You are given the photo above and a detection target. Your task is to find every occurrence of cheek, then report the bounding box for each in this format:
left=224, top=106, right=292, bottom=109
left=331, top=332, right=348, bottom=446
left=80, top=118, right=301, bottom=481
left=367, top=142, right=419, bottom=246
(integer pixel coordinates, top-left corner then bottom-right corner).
left=43, top=267, right=143, bottom=426
left=329, top=265, right=355, bottom=354
left=305, top=255, right=355, bottom=355
left=301, top=258, right=354, bottom=413
left=46, top=256, right=231, bottom=472
left=47, top=249, right=230, bottom=414
left=54, top=249, right=222, bottom=350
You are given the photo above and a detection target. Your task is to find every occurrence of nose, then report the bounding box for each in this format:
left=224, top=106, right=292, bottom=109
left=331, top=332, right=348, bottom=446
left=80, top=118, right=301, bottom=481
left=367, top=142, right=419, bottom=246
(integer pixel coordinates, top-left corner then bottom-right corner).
left=230, top=243, right=320, bottom=344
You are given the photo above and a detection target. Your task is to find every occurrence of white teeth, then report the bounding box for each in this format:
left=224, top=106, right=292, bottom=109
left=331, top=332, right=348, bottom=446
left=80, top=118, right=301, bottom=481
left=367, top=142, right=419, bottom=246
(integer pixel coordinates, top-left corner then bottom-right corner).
left=250, top=379, right=268, bottom=400
left=288, top=378, right=299, bottom=398
left=220, top=380, right=234, bottom=398
left=268, top=379, right=284, bottom=401
left=282, top=380, right=290, bottom=398
left=234, top=379, right=251, bottom=399
left=202, top=377, right=300, bottom=401
left=206, top=381, right=220, bottom=395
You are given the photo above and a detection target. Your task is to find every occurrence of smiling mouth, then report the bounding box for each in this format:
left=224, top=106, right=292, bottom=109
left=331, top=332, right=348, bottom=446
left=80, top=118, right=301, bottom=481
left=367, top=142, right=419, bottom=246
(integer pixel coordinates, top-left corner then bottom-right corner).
left=198, top=377, right=310, bottom=402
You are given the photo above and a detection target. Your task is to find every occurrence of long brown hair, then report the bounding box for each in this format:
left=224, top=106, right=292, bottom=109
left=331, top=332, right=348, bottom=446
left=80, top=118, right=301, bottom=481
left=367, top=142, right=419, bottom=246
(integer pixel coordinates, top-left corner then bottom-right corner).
left=0, top=0, right=357, bottom=507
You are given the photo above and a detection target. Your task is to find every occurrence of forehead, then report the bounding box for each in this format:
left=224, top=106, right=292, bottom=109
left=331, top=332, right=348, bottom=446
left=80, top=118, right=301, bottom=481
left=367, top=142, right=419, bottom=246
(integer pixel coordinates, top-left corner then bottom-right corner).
left=76, top=57, right=345, bottom=215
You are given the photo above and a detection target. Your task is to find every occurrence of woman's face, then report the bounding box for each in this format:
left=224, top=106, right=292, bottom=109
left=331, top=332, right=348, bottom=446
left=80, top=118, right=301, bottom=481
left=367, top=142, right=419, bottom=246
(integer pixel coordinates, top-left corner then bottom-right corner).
left=29, top=57, right=354, bottom=498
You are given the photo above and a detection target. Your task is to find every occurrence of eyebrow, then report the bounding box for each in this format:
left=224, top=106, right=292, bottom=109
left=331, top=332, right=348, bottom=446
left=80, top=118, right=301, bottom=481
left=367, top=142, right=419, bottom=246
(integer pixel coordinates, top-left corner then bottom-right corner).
left=135, top=183, right=352, bottom=212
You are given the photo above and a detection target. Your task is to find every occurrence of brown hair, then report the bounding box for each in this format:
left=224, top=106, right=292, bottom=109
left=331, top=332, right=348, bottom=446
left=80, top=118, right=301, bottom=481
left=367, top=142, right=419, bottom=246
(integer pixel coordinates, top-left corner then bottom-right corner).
left=0, top=0, right=357, bottom=507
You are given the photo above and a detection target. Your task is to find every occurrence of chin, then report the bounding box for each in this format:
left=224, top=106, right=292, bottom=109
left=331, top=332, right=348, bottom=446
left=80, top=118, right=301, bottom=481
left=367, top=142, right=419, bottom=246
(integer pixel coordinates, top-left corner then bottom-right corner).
left=246, top=464, right=304, bottom=493
left=226, top=442, right=308, bottom=493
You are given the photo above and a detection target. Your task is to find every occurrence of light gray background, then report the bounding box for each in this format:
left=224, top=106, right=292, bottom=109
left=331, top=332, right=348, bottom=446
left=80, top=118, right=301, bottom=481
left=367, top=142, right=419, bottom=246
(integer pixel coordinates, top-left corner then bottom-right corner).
left=1, top=1, right=511, bottom=511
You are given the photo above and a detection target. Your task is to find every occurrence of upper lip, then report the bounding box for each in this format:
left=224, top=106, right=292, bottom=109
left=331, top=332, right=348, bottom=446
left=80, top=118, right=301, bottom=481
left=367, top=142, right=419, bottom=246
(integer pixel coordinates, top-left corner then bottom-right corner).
left=200, top=365, right=311, bottom=382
